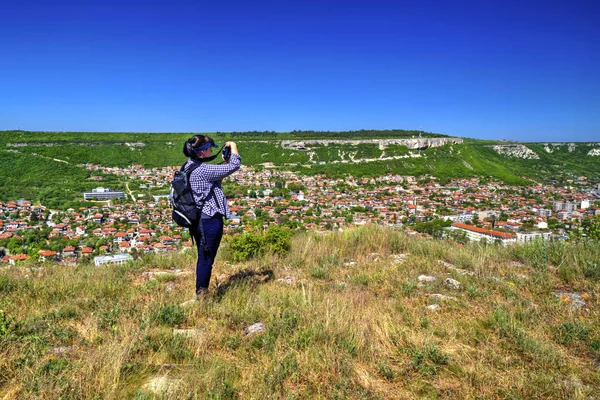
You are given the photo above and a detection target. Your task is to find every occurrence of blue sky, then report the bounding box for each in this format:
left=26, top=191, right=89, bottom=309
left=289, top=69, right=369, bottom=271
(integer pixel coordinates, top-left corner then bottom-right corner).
left=1, top=0, right=598, bottom=141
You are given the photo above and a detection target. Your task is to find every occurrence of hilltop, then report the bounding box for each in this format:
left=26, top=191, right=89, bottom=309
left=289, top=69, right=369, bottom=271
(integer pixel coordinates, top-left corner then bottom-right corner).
left=0, top=225, right=598, bottom=399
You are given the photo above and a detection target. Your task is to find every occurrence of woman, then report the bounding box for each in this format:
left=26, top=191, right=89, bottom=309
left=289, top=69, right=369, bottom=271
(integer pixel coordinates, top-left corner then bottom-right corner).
left=182, top=135, right=241, bottom=299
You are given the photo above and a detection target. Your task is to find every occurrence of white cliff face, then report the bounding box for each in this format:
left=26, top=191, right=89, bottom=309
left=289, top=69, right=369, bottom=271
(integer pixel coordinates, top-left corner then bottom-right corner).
left=542, top=142, right=600, bottom=155
left=281, top=138, right=463, bottom=150
left=588, top=148, right=600, bottom=156
left=492, top=145, right=540, bottom=159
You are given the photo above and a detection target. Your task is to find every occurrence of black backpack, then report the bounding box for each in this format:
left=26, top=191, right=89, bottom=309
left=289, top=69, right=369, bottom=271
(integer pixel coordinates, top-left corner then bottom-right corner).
left=170, top=160, right=203, bottom=230
left=170, top=160, right=219, bottom=253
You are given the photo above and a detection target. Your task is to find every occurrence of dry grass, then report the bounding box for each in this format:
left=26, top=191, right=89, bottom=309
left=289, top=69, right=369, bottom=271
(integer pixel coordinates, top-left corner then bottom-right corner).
left=0, top=225, right=599, bottom=399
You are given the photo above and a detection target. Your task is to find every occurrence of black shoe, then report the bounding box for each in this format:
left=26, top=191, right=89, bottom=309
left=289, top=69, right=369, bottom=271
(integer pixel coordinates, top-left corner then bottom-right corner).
left=195, top=288, right=208, bottom=302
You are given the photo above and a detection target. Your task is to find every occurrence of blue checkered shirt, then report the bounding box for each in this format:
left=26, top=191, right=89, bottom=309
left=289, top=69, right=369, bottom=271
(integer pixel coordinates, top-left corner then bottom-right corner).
left=185, top=154, right=241, bottom=219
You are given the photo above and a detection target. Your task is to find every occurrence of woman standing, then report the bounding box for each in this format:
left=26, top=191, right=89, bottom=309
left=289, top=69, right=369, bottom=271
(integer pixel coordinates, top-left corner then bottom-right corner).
left=182, top=135, right=241, bottom=299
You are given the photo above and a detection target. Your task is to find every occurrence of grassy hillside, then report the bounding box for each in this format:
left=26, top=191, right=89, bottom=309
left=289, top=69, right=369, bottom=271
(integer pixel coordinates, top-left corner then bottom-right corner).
left=0, top=151, right=124, bottom=209
left=1, top=130, right=599, bottom=207
left=1, top=226, right=599, bottom=399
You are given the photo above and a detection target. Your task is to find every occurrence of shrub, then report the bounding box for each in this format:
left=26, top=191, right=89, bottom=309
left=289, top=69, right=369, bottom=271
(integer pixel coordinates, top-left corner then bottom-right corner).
left=263, top=225, right=292, bottom=255
left=151, top=304, right=185, bottom=327
left=227, top=233, right=264, bottom=262
left=0, top=309, right=13, bottom=337
left=227, top=225, right=292, bottom=262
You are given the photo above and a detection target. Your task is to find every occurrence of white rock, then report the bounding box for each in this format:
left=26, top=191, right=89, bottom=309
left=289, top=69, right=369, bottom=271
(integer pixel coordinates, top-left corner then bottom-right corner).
left=276, top=276, right=296, bottom=285
left=391, top=254, right=408, bottom=263
left=426, top=304, right=441, bottom=311
left=142, top=269, right=191, bottom=279
left=554, top=292, right=586, bottom=309
left=173, top=328, right=202, bottom=338
left=429, top=294, right=457, bottom=301
left=445, top=278, right=461, bottom=290
left=245, top=322, right=265, bottom=336
left=418, top=275, right=436, bottom=282
left=455, top=267, right=474, bottom=276
left=142, top=376, right=181, bottom=395
left=50, top=346, right=73, bottom=356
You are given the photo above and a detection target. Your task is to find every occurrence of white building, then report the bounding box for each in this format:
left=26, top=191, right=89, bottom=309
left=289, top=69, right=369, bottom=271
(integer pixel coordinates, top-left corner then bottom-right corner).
left=516, top=231, right=552, bottom=243
left=84, top=187, right=125, bottom=200
left=441, top=213, right=473, bottom=223
left=536, top=208, right=552, bottom=217
left=450, top=222, right=516, bottom=246
left=94, top=253, right=133, bottom=267
left=553, top=199, right=590, bottom=212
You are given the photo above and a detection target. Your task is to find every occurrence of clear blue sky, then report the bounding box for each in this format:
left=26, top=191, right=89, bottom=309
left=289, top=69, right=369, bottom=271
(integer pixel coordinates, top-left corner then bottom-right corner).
left=1, top=0, right=598, bottom=141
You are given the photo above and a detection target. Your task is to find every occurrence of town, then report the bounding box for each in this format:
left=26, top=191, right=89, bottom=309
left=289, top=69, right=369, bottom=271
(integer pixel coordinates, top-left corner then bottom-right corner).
left=1, top=162, right=599, bottom=266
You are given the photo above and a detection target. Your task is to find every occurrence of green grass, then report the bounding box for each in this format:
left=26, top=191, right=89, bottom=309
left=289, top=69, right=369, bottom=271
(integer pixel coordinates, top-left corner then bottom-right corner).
left=1, top=225, right=599, bottom=398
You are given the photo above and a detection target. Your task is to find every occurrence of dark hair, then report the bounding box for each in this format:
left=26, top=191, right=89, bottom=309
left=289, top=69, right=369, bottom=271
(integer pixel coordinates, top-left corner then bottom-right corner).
left=183, top=135, right=214, bottom=158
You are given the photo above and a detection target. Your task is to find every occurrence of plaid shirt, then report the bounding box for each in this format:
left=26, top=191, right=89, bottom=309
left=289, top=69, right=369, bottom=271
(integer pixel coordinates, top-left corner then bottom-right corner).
left=185, top=153, right=241, bottom=219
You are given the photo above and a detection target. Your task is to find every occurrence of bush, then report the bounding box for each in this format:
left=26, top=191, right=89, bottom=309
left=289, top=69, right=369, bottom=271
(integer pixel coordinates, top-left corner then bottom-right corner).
left=227, top=225, right=292, bottom=262
left=227, top=233, right=264, bottom=262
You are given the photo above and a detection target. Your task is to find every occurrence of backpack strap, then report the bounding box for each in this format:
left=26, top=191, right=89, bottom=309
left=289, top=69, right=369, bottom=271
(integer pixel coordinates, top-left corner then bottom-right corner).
left=194, top=183, right=219, bottom=255
left=182, top=160, right=203, bottom=247
left=182, top=160, right=202, bottom=175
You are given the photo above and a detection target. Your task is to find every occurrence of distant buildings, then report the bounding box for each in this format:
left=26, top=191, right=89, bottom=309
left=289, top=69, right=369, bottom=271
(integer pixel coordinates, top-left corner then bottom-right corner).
left=592, top=184, right=600, bottom=199
left=152, top=195, right=170, bottom=202
left=553, top=199, right=590, bottom=212
left=84, top=187, right=125, bottom=200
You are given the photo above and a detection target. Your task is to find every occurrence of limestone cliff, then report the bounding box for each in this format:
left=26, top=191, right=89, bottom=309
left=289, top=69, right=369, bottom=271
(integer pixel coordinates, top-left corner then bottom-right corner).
left=281, top=137, right=463, bottom=151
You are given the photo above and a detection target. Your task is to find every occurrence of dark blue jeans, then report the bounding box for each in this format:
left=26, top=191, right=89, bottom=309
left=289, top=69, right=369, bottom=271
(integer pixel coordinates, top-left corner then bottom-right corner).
left=192, top=215, right=224, bottom=293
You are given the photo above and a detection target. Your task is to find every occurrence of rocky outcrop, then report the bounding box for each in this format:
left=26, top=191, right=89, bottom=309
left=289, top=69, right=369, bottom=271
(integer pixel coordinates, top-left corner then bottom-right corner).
left=492, top=145, right=540, bottom=159
left=542, top=142, right=600, bottom=155
left=281, top=138, right=463, bottom=151
left=589, top=148, right=600, bottom=156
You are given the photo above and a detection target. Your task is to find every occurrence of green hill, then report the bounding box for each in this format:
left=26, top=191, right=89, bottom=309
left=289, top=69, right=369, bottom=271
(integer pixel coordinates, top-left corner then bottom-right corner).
left=1, top=130, right=599, bottom=208
left=0, top=226, right=598, bottom=398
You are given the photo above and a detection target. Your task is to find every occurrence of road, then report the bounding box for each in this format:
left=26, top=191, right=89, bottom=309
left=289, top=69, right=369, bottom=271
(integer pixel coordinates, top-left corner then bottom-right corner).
left=125, top=182, right=135, bottom=201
